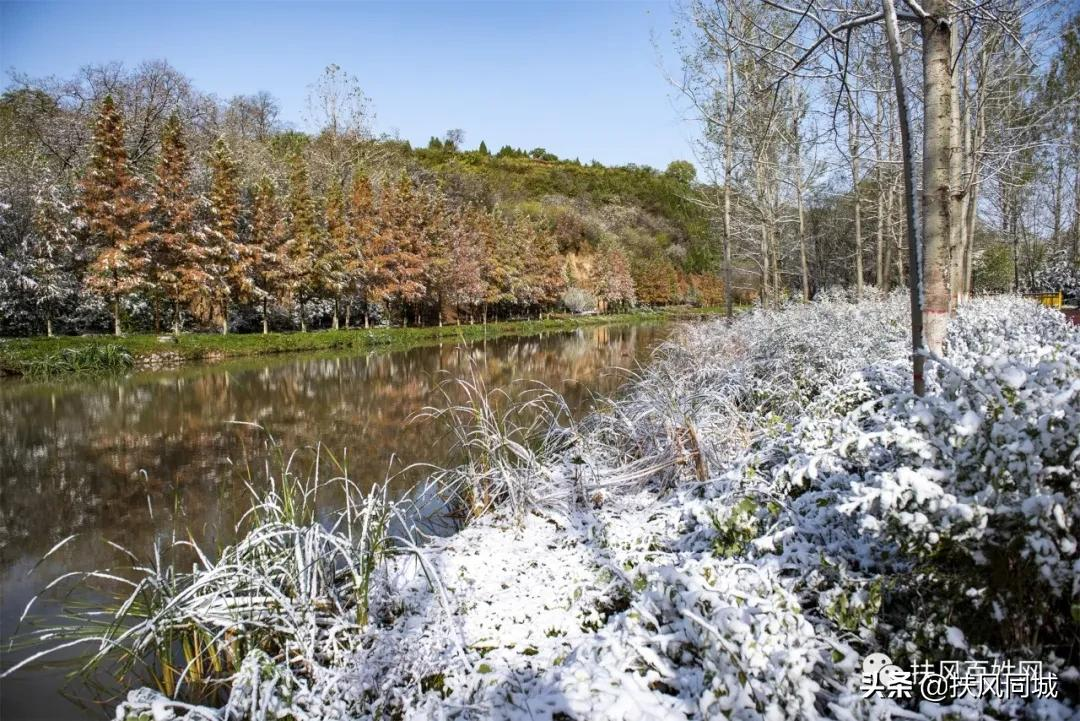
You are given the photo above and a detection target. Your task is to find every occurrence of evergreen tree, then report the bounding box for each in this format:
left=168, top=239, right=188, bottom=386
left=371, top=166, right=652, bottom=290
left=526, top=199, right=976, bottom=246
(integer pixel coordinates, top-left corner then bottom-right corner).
left=284, top=154, right=320, bottom=331
left=477, top=140, right=490, bottom=156
left=79, top=95, right=151, bottom=335
left=249, top=176, right=286, bottom=334
left=149, top=113, right=201, bottom=335
left=201, top=137, right=244, bottom=334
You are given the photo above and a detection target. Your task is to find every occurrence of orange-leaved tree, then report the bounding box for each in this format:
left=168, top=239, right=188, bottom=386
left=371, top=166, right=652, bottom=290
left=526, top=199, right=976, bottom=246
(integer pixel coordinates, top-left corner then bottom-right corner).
left=79, top=95, right=152, bottom=336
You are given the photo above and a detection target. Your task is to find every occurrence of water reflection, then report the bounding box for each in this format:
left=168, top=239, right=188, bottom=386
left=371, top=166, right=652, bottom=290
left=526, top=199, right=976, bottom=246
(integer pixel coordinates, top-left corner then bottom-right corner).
left=0, top=322, right=670, bottom=720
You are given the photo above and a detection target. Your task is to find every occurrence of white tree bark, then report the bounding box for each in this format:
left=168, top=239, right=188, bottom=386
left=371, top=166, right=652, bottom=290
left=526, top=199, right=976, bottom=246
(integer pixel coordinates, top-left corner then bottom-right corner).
left=921, top=0, right=956, bottom=358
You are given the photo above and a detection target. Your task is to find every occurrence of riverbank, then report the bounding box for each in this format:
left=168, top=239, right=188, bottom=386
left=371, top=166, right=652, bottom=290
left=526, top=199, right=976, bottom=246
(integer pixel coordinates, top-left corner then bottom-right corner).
left=0, top=306, right=724, bottom=379
left=12, top=292, right=1076, bottom=720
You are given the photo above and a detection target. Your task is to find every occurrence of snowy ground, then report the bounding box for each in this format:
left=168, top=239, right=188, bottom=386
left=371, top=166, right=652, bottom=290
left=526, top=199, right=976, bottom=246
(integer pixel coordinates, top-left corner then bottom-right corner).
left=107, top=292, right=1080, bottom=720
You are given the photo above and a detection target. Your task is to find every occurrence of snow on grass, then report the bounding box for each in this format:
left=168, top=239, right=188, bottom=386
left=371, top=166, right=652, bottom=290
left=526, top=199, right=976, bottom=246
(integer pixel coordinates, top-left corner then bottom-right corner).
left=14, top=292, right=1079, bottom=720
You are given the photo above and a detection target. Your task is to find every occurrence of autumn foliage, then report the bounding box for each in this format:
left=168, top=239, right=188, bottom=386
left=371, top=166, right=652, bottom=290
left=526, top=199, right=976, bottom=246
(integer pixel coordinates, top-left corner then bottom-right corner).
left=45, top=97, right=722, bottom=335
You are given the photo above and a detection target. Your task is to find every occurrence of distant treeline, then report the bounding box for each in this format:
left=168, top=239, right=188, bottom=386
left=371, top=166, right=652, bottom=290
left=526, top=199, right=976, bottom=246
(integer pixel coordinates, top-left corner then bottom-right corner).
left=0, top=63, right=727, bottom=337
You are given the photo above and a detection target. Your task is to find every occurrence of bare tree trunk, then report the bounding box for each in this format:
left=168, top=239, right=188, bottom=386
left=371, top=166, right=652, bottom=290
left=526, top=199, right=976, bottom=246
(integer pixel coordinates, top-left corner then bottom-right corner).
left=873, top=87, right=887, bottom=289
left=722, top=38, right=736, bottom=319
left=262, top=298, right=269, bottom=335
left=221, top=304, right=229, bottom=335
left=1073, top=168, right=1080, bottom=267
left=965, top=85, right=985, bottom=298
left=948, top=19, right=966, bottom=310
left=332, top=298, right=340, bottom=330
left=1050, top=159, right=1064, bottom=246
left=796, top=172, right=810, bottom=300
left=848, top=93, right=864, bottom=298
left=113, top=296, right=122, bottom=337
left=883, top=0, right=926, bottom=395
left=46, top=315, right=53, bottom=338
left=921, top=0, right=956, bottom=358
left=759, top=222, right=770, bottom=304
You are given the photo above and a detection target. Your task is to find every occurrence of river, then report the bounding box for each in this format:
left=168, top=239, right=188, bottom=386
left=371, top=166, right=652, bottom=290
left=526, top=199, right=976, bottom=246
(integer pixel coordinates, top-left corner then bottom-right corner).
left=0, top=321, right=673, bottom=720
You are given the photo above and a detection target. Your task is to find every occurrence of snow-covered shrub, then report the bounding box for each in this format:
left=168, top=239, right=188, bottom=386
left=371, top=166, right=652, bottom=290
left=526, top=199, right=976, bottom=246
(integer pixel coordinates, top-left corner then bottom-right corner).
left=1029, top=249, right=1080, bottom=301
left=561, top=293, right=1080, bottom=718
left=582, top=291, right=910, bottom=484
left=561, top=286, right=598, bottom=314
left=688, top=295, right=1080, bottom=673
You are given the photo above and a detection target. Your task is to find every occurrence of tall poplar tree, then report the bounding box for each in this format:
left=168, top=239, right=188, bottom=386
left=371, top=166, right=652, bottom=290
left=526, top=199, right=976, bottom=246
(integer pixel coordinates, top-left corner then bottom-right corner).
left=79, top=95, right=151, bottom=335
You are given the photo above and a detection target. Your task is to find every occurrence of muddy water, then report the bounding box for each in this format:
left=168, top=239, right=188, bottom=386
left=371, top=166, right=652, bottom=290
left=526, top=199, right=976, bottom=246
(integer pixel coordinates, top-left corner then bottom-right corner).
left=0, top=322, right=673, bottom=720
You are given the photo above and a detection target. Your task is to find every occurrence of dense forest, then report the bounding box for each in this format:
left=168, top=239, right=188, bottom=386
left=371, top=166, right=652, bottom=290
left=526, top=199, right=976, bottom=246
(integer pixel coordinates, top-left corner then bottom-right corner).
left=0, top=63, right=726, bottom=337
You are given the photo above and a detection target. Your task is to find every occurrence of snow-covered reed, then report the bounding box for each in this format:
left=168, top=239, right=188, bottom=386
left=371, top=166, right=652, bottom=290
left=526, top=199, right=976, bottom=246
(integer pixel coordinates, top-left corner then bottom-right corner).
left=417, top=372, right=581, bottom=521
left=3, top=437, right=403, bottom=715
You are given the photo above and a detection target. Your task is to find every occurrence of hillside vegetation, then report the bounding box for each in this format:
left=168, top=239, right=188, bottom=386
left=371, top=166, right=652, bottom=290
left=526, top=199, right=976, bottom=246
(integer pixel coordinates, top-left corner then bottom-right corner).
left=0, top=69, right=728, bottom=339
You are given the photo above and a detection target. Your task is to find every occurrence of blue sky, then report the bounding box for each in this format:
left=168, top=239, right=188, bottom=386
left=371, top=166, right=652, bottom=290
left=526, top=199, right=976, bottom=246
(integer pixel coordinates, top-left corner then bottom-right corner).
left=1, top=1, right=697, bottom=169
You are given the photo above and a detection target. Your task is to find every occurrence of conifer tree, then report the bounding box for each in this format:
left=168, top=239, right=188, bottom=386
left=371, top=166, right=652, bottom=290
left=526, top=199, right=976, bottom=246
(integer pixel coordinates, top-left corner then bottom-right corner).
left=323, top=181, right=350, bottom=329
left=445, top=205, right=488, bottom=322
left=592, top=242, right=636, bottom=312
left=481, top=212, right=524, bottom=323
left=347, top=171, right=376, bottom=327
left=370, top=175, right=425, bottom=325
left=421, top=190, right=453, bottom=325
left=523, top=218, right=565, bottom=318
left=79, top=95, right=151, bottom=335
left=249, top=176, right=286, bottom=334
left=284, top=154, right=320, bottom=331
left=26, top=173, right=78, bottom=337
left=478, top=140, right=490, bottom=156
left=149, top=113, right=201, bottom=336
left=202, top=137, right=244, bottom=334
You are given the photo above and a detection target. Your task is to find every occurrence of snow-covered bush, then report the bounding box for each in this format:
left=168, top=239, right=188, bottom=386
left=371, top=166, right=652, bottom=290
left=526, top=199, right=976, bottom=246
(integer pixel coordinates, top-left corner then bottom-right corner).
left=556, top=293, right=1079, bottom=718
left=561, top=286, right=598, bottom=314
left=1029, top=249, right=1080, bottom=301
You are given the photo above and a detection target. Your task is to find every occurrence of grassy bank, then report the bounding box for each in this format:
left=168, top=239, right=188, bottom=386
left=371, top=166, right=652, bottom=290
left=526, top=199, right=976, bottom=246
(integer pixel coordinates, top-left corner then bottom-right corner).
left=0, top=307, right=723, bottom=379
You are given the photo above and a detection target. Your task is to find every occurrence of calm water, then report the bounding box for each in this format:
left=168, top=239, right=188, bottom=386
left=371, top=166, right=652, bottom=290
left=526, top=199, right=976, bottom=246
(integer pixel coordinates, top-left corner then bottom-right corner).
left=0, top=322, right=672, bottom=720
